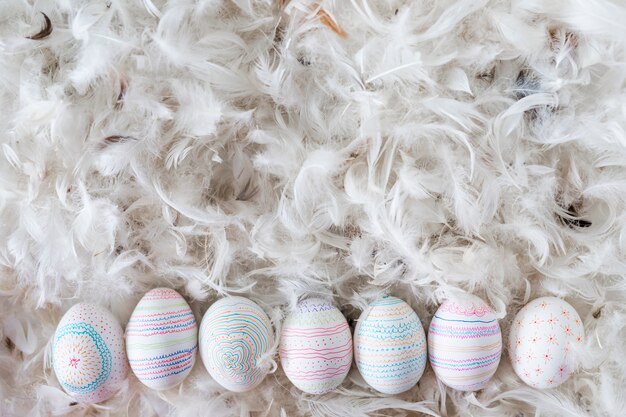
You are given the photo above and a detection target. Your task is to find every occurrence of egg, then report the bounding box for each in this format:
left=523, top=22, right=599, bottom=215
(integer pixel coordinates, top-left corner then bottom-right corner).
left=354, top=296, right=427, bottom=394
left=428, top=295, right=502, bottom=391
left=126, top=288, right=198, bottom=390
left=52, top=303, right=128, bottom=404
left=280, top=298, right=352, bottom=394
left=199, top=296, right=274, bottom=392
left=509, top=297, right=584, bottom=389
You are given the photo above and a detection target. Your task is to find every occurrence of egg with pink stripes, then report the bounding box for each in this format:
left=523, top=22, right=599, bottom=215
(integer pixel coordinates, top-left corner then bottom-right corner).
left=126, top=288, right=198, bottom=390
left=280, top=298, right=353, bottom=394
left=428, top=295, right=502, bottom=391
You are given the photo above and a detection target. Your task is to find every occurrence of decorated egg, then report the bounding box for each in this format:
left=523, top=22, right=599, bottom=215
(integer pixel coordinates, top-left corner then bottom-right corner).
left=509, top=297, right=584, bottom=389
left=52, top=303, right=128, bottom=403
left=126, top=288, right=198, bottom=390
left=199, top=296, right=274, bottom=392
left=354, top=296, right=427, bottom=394
left=280, top=298, right=352, bottom=394
left=428, top=295, right=502, bottom=391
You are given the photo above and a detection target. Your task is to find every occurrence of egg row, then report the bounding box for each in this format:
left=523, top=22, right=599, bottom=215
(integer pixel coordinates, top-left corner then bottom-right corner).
left=52, top=289, right=585, bottom=403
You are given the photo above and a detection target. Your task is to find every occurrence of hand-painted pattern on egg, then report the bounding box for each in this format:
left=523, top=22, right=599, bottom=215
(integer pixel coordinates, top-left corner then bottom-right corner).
left=126, top=288, right=198, bottom=390
left=280, top=298, right=352, bottom=394
left=199, top=297, right=273, bottom=392
left=53, top=303, right=128, bottom=404
left=354, top=296, right=427, bottom=394
left=509, top=297, right=584, bottom=389
left=428, top=295, right=502, bottom=391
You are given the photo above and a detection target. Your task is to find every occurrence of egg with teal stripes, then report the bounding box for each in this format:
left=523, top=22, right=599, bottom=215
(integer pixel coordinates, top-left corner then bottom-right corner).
left=354, top=296, right=427, bottom=394
left=199, top=296, right=274, bottom=392
left=53, top=303, right=128, bottom=403
left=126, top=288, right=198, bottom=390
left=428, top=295, right=502, bottom=391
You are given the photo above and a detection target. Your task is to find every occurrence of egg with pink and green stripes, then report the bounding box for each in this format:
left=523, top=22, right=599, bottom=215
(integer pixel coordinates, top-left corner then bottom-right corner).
left=354, top=296, right=427, bottom=394
left=126, top=288, right=198, bottom=390
left=428, top=295, right=502, bottom=391
left=280, top=298, right=353, bottom=394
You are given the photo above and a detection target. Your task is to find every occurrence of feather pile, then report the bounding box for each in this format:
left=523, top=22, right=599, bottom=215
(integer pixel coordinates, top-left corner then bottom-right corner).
left=0, top=0, right=625, bottom=416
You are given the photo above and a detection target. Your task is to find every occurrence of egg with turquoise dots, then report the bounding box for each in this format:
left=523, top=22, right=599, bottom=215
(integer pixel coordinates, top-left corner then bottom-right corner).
left=199, top=297, right=274, bottom=392
left=509, top=297, right=585, bottom=389
left=126, top=288, right=198, bottom=390
left=280, top=298, right=353, bottom=394
left=428, top=295, right=502, bottom=391
left=354, top=296, right=427, bottom=394
left=53, top=303, right=128, bottom=404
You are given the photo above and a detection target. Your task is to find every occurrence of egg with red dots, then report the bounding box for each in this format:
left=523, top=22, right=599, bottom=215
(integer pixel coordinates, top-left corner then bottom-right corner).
left=52, top=303, right=129, bottom=404
left=508, top=297, right=585, bottom=389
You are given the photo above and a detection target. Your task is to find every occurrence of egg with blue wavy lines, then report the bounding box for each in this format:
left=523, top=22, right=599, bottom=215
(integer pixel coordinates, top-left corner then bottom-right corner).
left=199, top=296, right=274, bottom=392
left=428, top=295, right=502, bottom=391
left=53, top=303, right=128, bottom=403
left=126, top=288, right=198, bottom=390
left=354, top=296, right=427, bottom=394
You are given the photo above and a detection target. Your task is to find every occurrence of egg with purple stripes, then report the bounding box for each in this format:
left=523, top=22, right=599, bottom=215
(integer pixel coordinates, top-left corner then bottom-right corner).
left=53, top=303, right=128, bottom=403
left=280, top=298, right=353, bottom=394
left=126, top=288, right=198, bottom=390
left=199, top=297, right=274, bottom=392
left=428, top=295, right=502, bottom=391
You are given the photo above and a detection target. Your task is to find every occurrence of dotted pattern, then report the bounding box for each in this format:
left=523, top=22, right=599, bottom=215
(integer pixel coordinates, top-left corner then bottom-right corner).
left=199, top=297, right=273, bottom=392
left=354, top=296, right=427, bottom=394
left=280, top=298, right=353, bottom=394
left=54, top=322, right=112, bottom=394
left=509, top=297, right=585, bottom=389
left=53, top=303, right=128, bottom=404
left=126, top=288, right=198, bottom=390
left=428, top=296, right=502, bottom=391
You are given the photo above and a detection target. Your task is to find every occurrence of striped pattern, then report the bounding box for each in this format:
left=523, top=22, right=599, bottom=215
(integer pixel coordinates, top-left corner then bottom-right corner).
left=53, top=303, right=128, bottom=404
left=429, top=321, right=501, bottom=338
left=199, top=297, right=273, bottom=392
left=280, top=298, right=352, bottom=394
left=126, top=288, right=197, bottom=390
left=428, top=296, right=502, bottom=391
left=354, top=296, right=427, bottom=394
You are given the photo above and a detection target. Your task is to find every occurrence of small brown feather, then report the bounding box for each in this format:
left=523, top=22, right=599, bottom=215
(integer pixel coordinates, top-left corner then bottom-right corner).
left=548, top=27, right=578, bottom=51
left=316, top=7, right=347, bottom=38
left=26, top=12, right=53, bottom=40
left=104, top=135, right=136, bottom=144
left=115, top=76, right=128, bottom=110
left=5, top=337, right=15, bottom=352
left=558, top=204, right=592, bottom=229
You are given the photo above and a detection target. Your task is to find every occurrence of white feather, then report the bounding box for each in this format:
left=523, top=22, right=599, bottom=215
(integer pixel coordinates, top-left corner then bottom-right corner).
left=0, top=0, right=624, bottom=415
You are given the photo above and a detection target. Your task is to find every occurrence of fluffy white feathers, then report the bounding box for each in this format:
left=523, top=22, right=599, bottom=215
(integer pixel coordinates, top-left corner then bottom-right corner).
left=0, top=0, right=625, bottom=416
